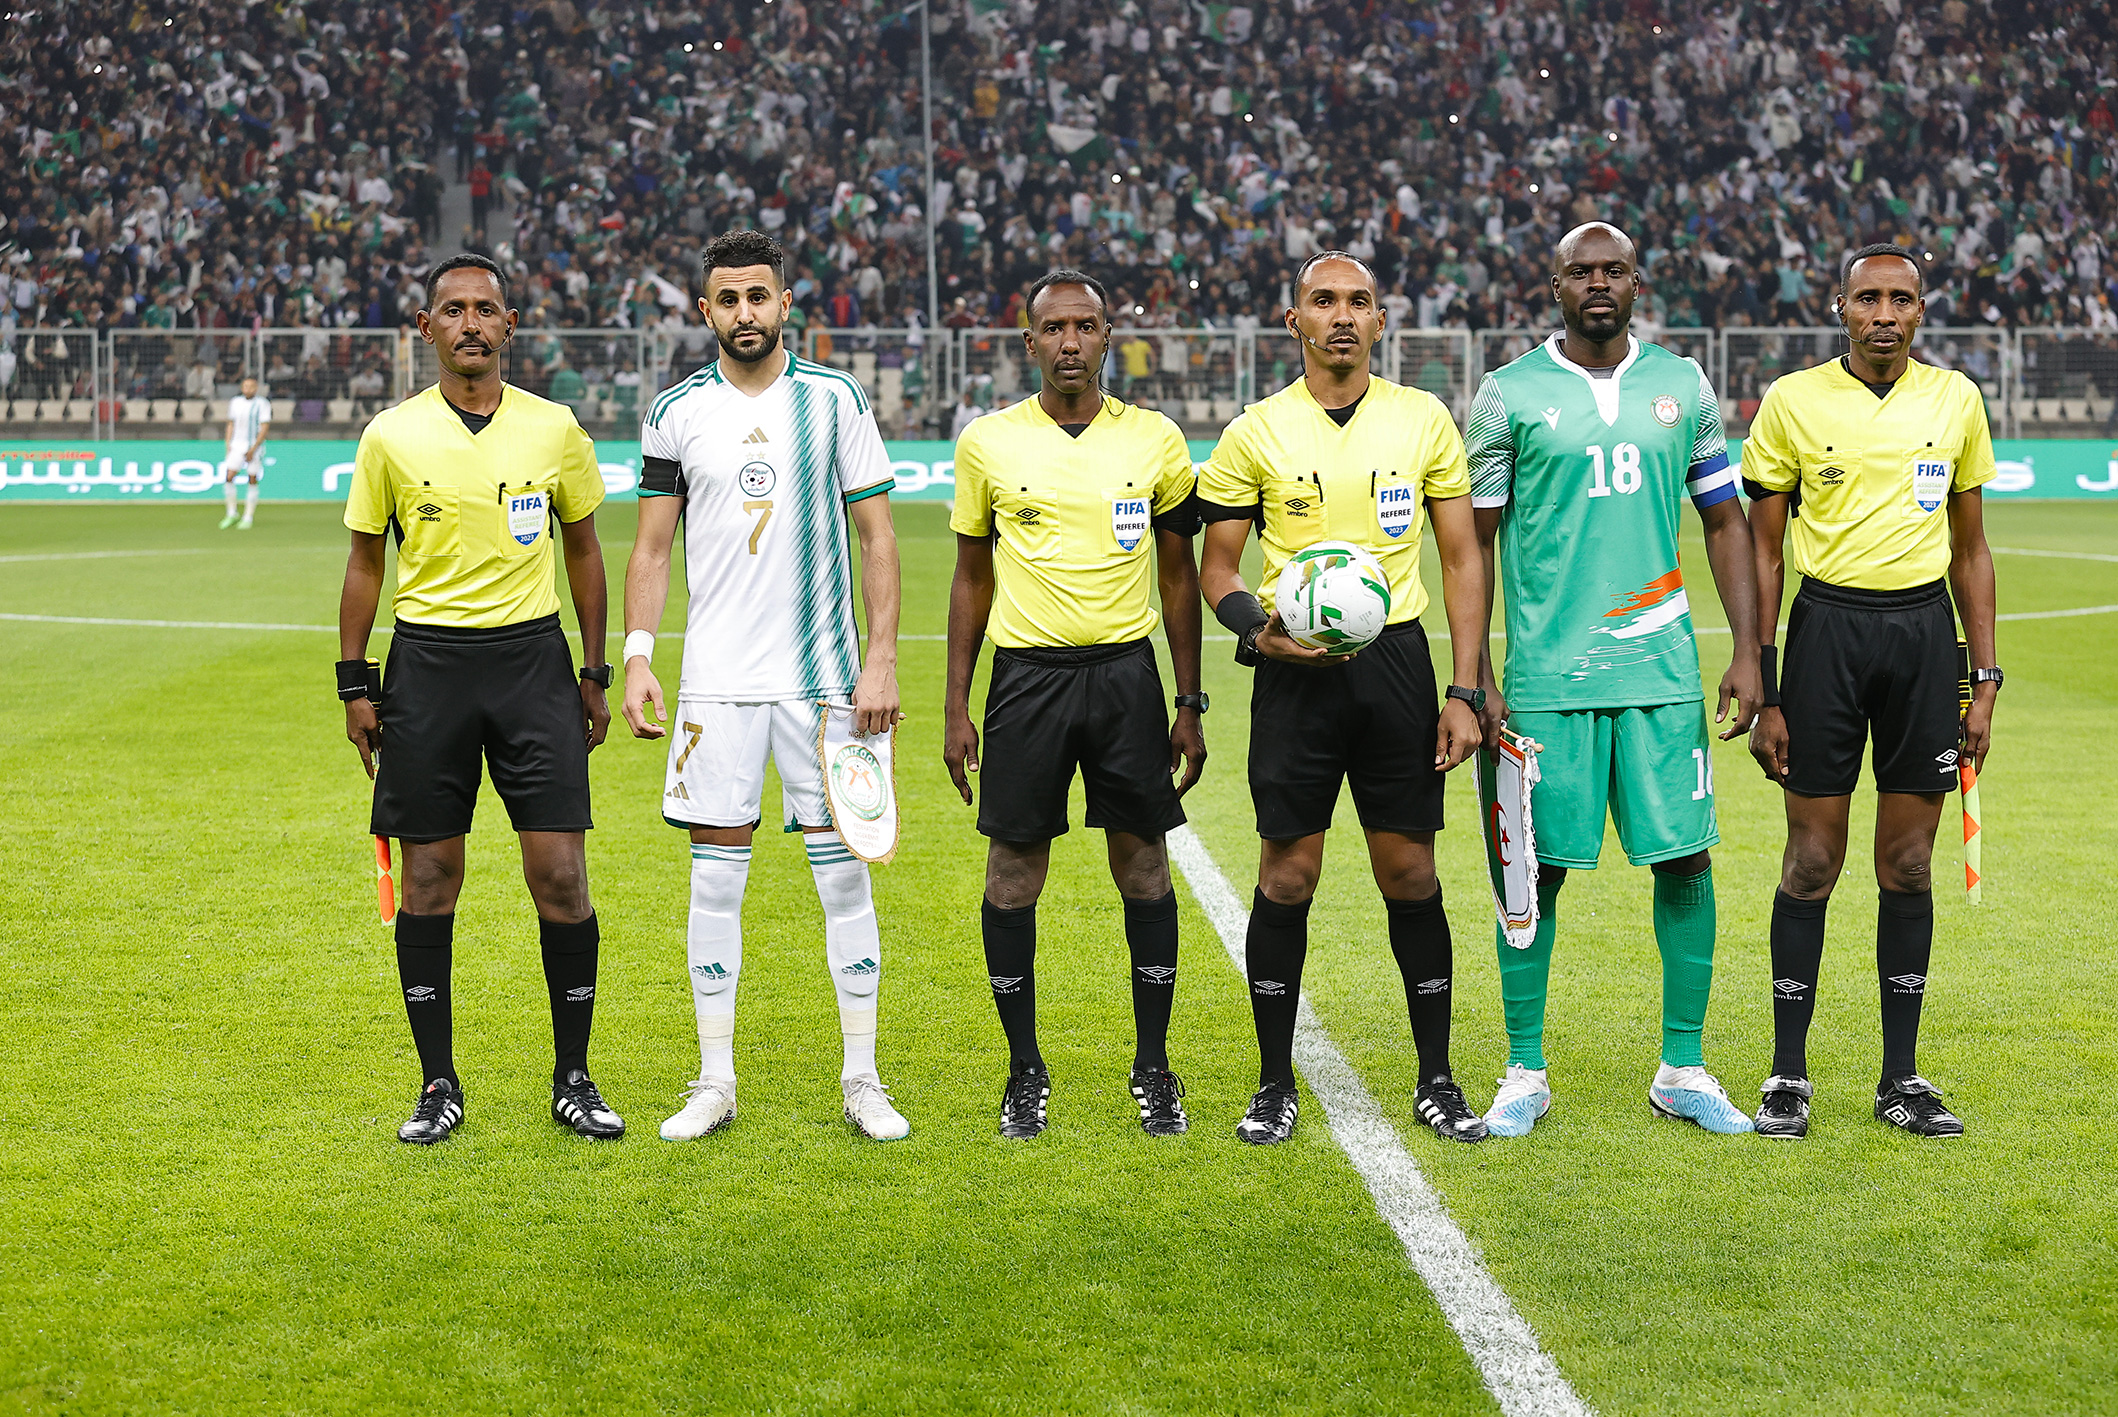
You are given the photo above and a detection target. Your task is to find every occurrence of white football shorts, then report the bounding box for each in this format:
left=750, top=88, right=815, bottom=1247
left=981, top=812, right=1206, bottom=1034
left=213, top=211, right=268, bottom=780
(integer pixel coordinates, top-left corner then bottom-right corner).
left=662, top=698, right=842, bottom=831
left=223, top=451, right=262, bottom=480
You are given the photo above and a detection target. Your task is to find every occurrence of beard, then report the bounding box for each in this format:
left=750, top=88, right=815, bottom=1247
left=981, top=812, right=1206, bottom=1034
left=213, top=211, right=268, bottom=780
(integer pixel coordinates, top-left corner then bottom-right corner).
left=719, top=323, right=784, bottom=364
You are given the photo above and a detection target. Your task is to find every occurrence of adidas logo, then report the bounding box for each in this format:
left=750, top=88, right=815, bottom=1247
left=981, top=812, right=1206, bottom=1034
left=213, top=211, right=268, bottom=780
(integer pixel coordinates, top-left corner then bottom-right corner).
left=841, top=957, right=880, bottom=977
left=1136, top=965, right=1176, bottom=985
left=1252, top=979, right=1287, bottom=996
left=1415, top=977, right=1450, bottom=995
left=1540, top=406, right=1562, bottom=429
left=691, top=962, right=730, bottom=979
left=742, top=427, right=769, bottom=444
left=405, top=985, right=437, bottom=1002
left=1774, top=977, right=1808, bottom=998
left=1886, top=973, right=1927, bottom=993
left=989, top=974, right=1024, bottom=994
left=667, top=782, right=691, bottom=800
left=565, top=986, right=595, bottom=1002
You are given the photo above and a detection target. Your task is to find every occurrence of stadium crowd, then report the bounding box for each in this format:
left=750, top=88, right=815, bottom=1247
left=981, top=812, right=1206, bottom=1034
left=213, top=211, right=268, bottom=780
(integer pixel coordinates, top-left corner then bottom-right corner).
left=3, top=0, right=2116, bottom=354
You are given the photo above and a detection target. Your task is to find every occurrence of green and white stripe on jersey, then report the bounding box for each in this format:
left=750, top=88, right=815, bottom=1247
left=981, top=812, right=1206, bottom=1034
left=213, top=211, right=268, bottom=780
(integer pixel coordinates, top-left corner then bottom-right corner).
left=784, top=375, right=865, bottom=699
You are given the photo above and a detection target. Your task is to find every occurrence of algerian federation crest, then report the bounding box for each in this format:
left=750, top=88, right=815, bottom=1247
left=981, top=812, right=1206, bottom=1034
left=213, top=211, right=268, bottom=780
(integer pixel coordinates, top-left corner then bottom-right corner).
left=1111, top=495, right=1151, bottom=552
left=739, top=460, right=777, bottom=496
left=507, top=490, right=548, bottom=546
left=1652, top=394, right=1681, bottom=427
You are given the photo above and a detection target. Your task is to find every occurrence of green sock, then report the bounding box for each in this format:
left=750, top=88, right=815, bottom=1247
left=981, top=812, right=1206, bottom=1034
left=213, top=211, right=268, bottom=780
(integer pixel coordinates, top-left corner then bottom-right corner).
left=1653, top=866, right=1716, bottom=1068
left=1496, top=878, right=1562, bottom=1070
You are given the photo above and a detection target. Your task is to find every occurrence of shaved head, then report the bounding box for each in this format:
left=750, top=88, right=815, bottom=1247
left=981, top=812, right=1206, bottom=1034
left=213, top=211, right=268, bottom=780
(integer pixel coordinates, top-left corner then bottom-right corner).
left=1553, top=222, right=1638, bottom=275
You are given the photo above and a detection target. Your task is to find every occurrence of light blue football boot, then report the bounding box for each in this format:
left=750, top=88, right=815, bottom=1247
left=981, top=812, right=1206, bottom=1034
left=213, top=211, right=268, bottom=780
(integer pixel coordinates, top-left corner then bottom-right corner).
left=1483, top=1064, right=1552, bottom=1137
left=1648, top=1064, right=1756, bottom=1134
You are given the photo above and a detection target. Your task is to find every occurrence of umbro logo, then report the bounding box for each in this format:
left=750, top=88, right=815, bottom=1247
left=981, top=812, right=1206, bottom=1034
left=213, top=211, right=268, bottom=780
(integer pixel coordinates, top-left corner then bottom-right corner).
left=416, top=502, right=442, bottom=519
left=1819, top=465, right=1847, bottom=483
left=1416, top=977, right=1450, bottom=995
left=1540, top=407, right=1562, bottom=429
left=405, top=985, right=437, bottom=1002
left=1252, top=979, right=1287, bottom=996
left=1886, top=973, right=1927, bottom=993
left=1285, top=498, right=1312, bottom=512
left=841, top=957, right=880, bottom=977
left=742, top=427, right=770, bottom=444
left=1774, top=978, right=1809, bottom=998
left=1014, top=507, right=1040, bottom=522
left=1937, top=749, right=1960, bottom=768
left=989, top=975, right=1024, bottom=994
left=1136, top=965, right=1177, bottom=985
left=565, top=986, right=595, bottom=1002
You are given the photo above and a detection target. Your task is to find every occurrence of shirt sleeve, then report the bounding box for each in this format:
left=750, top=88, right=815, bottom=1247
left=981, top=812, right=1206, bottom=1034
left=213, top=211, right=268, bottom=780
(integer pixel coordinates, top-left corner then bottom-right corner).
left=1465, top=375, right=1515, bottom=508
left=256, top=400, right=273, bottom=427
left=343, top=424, right=392, bottom=534
left=1685, top=361, right=1738, bottom=509
left=1150, top=417, right=1201, bottom=534
left=551, top=414, right=606, bottom=522
left=1195, top=411, right=1262, bottom=514
left=838, top=387, right=895, bottom=503
left=1952, top=375, right=1997, bottom=490
left=1740, top=382, right=1799, bottom=496
left=225, top=397, right=241, bottom=423
left=947, top=422, right=993, bottom=536
left=637, top=408, right=685, bottom=497
left=1422, top=400, right=1471, bottom=500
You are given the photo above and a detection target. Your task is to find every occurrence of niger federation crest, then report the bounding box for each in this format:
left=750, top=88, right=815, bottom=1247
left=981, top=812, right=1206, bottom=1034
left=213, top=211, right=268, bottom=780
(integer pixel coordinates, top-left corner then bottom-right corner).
left=829, top=742, right=889, bottom=822
left=1652, top=394, right=1681, bottom=427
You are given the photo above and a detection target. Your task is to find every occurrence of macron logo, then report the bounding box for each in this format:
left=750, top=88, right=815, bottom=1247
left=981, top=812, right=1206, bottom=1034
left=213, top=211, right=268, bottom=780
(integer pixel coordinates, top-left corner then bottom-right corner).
left=1541, top=407, right=1562, bottom=429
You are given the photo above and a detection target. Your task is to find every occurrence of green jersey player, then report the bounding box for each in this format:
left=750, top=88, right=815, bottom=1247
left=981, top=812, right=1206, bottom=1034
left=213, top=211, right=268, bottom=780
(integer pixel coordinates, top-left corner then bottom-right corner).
left=1467, top=222, right=1764, bottom=1136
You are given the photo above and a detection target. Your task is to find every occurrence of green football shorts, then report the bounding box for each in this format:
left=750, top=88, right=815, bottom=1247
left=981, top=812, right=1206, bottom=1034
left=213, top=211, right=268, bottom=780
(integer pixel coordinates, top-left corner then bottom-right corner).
left=1507, top=701, right=1719, bottom=869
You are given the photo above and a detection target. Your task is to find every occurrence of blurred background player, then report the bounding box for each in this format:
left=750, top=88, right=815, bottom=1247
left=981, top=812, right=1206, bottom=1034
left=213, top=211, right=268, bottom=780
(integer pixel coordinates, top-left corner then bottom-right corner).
left=1743, top=243, right=2000, bottom=1140
left=944, top=268, right=1205, bottom=1141
left=621, top=230, right=909, bottom=1145
left=1197, top=250, right=1490, bottom=1147
left=1467, top=222, right=1763, bottom=1138
left=219, top=375, right=271, bottom=530
left=338, top=253, right=619, bottom=1146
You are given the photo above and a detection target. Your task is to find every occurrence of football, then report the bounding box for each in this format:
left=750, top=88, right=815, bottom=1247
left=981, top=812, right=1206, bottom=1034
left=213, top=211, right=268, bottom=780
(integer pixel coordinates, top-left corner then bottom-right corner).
left=1273, top=541, right=1392, bottom=654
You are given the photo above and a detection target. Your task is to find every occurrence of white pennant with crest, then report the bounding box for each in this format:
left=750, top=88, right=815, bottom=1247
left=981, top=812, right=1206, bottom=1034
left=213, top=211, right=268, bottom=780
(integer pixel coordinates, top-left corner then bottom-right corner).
left=1478, top=726, right=1543, bottom=949
left=817, top=702, right=899, bottom=863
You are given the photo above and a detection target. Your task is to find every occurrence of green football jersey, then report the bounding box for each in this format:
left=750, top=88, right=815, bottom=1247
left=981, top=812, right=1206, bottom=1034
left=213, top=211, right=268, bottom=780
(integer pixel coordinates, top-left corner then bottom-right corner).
left=1467, top=335, right=1736, bottom=711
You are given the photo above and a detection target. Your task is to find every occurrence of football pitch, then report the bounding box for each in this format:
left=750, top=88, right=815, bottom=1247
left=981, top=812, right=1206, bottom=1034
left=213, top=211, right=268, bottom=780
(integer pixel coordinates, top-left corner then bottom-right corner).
left=3, top=500, right=2114, bottom=1416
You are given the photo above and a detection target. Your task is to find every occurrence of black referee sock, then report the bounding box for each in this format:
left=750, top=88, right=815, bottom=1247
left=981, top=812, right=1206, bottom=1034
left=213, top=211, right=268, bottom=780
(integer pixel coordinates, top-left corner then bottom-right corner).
left=1385, top=890, right=1454, bottom=1083
left=982, top=899, right=1043, bottom=1072
left=539, top=913, right=600, bottom=1083
left=1124, top=890, right=1180, bottom=1073
left=1247, top=890, right=1311, bottom=1090
left=395, top=910, right=456, bottom=1087
left=1768, top=890, right=1830, bottom=1079
left=1876, top=888, right=1934, bottom=1086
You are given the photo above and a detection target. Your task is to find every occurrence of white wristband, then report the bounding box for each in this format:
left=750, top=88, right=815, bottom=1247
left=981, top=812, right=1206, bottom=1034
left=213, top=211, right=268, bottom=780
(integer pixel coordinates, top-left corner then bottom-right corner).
left=623, top=630, right=656, bottom=665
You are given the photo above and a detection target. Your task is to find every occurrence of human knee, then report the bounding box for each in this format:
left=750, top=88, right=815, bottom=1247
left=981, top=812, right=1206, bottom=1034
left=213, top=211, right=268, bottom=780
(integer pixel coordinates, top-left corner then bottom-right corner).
left=984, top=842, right=1047, bottom=910
left=1781, top=841, right=1840, bottom=898
left=1111, top=835, right=1171, bottom=899
left=1377, top=858, right=1439, bottom=901
left=1877, top=848, right=1933, bottom=895
left=1652, top=850, right=1711, bottom=878
left=1259, top=855, right=1319, bottom=906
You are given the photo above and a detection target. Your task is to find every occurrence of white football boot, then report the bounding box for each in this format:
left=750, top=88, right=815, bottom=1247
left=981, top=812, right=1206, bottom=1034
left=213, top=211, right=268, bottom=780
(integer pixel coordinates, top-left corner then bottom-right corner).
left=842, top=1074, right=910, bottom=1141
left=1648, top=1063, right=1756, bottom=1134
left=1483, top=1064, right=1553, bottom=1137
left=660, top=1077, right=738, bottom=1141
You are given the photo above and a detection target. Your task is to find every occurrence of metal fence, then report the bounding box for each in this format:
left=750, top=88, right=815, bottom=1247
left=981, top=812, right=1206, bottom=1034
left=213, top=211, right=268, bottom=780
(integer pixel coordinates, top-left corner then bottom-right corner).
left=25, top=325, right=2112, bottom=443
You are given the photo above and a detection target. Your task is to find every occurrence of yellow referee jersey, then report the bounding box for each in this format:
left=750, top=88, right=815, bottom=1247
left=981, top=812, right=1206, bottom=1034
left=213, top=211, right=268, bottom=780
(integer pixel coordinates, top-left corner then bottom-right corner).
left=1742, top=358, right=1994, bottom=590
left=1197, top=376, right=1468, bottom=622
left=949, top=397, right=1195, bottom=648
left=345, top=385, right=605, bottom=628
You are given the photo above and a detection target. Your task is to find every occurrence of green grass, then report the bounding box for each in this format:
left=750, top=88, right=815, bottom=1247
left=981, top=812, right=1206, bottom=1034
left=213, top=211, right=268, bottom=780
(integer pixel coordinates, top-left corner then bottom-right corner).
left=3, top=501, right=2115, bottom=1415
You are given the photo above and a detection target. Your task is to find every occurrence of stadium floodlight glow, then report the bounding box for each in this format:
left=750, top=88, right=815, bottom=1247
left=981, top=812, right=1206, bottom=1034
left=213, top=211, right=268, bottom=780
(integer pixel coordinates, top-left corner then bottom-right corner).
left=1133, top=304, right=1145, bottom=315
left=1112, top=173, right=1122, bottom=183
left=1653, top=24, right=1662, bottom=32
left=712, top=39, right=723, bottom=48
left=684, top=41, right=693, bottom=50
left=1243, top=112, right=1253, bottom=122
left=1449, top=113, right=1460, bottom=124
left=1539, top=67, right=1549, bottom=77
left=1189, top=279, right=1199, bottom=289
left=1529, top=183, right=1540, bottom=193
left=1607, top=130, right=1618, bottom=140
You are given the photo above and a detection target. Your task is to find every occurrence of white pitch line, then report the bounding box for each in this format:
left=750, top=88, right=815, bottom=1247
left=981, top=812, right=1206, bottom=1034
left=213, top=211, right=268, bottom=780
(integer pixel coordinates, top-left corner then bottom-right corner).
left=1996, top=603, right=2118, bottom=622
left=1991, top=546, right=2118, bottom=565
left=1167, top=825, right=1593, bottom=1417
left=0, top=548, right=216, bottom=564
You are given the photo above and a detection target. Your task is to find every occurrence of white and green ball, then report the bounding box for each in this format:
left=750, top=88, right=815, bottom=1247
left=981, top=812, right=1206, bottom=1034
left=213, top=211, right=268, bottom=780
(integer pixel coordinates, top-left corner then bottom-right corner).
left=1273, top=540, right=1392, bottom=654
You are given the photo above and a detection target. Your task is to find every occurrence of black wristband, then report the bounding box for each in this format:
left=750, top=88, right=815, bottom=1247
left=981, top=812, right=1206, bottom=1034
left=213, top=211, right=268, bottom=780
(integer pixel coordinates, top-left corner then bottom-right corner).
left=1759, top=644, right=1781, bottom=708
left=1213, top=589, right=1269, bottom=638
left=1235, top=622, right=1266, bottom=668
left=336, top=658, right=371, bottom=702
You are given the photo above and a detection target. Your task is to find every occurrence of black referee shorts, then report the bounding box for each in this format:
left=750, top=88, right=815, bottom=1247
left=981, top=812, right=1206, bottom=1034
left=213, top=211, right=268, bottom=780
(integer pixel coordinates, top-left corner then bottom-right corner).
left=1781, top=577, right=1963, bottom=798
left=1249, top=619, right=1445, bottom=840
left=978, top=639, right=1185, bottom=843
left=373, top=614, right=593, bottom=842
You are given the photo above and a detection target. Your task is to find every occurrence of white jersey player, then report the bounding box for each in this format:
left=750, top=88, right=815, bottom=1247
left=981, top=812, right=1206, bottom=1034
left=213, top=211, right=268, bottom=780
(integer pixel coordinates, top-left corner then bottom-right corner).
left=621, top=229, right=907, bottom=1145
left=220, top=376, right=271, bottom=529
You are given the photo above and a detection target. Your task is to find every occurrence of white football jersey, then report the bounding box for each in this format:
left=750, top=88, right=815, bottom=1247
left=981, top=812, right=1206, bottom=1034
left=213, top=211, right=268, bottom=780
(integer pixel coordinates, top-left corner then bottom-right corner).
left=639, top=351, right=893, bottom=703
left=226, top=394, right=271, bottom=451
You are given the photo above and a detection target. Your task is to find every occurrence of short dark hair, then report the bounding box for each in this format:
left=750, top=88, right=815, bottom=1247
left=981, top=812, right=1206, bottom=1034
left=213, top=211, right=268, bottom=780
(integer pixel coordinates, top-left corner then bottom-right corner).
left=702, top=229, right=786, bottom=287
left=1841, top=242, right=1923, bottom=296
left=1293, top=249, right=1378, bottom=299
left=1024, top=267, right=1110, bottom=323
left=423, top=252, right=509, bottom=310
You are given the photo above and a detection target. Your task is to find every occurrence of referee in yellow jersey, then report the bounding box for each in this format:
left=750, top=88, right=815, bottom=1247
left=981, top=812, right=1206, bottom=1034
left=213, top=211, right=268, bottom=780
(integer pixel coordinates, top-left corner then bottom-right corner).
left=1197, top=251, right=1489, bottom=1147
left=338, top=253, right=623, bottom=1146
left=1743, top=242, right=2000, bottom=1141
left=944, top=268, right=1205, bottom=1142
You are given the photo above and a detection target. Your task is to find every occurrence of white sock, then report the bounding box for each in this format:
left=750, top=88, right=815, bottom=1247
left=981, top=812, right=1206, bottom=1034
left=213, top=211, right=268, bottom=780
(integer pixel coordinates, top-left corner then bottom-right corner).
left=688, top=841, right=750, bottom=1081
left=806, top=832, right=880, bottom=1080
left=223, top=481, right=238, bottom=516
left=243, top=484, right=259, bottom=520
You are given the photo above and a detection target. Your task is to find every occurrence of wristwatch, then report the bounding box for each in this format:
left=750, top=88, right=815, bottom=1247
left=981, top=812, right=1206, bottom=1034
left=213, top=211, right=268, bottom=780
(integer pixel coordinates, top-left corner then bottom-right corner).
left=1970, top=666, right=2004, bottom=689
left=1174, top=692, right=1210, bottom=714
left=579, top=664, right=613, bottom=689
left=1446, top=684, right=1486, bottom=713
